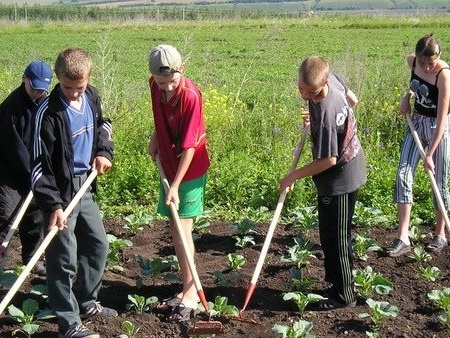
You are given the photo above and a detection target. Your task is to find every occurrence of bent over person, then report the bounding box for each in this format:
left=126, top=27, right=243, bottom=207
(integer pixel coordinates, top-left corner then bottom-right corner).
left=0, top=60, right=52, bottom=276
left=31, top=48, right=116, bottom=338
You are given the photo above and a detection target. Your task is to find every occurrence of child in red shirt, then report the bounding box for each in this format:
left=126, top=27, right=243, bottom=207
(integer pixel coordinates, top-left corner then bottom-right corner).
left=147, top=44, right=210, bottom=322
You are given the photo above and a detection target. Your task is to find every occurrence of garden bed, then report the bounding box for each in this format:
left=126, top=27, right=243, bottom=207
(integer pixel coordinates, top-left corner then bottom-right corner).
left=1, top=218, right=449, bottom=337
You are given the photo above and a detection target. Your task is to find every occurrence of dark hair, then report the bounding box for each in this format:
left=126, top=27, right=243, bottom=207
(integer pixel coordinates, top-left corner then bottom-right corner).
left=415, top=34, right=440, bottom=58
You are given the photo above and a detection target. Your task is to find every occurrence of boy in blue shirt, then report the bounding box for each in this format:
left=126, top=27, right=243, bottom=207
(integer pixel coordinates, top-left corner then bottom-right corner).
left=31, top=48, right=116, bottom=338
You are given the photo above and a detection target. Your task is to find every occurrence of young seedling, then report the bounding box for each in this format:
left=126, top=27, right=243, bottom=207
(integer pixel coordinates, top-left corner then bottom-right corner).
left=419, top=266, right=441, bottom=282
left=126, top=294, right=158, bottom=313
left=137, top=255, right=179, bottom=286
left=353, top=266, right=393, bottom=299
left=427, top=288, right=450, bottom=328
left=288, top=206, right=318, bottom=235
left=0, top=268, right=19, bottom=288
left=227, top=253, right=246, bottom=270
left=408, top=225, right=426, bottom=243
left=7, top=298, right=55, bottom=338
left=290, top=267, right=319, bottom=292
left=352, top=201, right=390, bottom=229
left=352, top=232, right=382, bottom=261
left=230, top=218, right=257, bottom=236
left=192, top=210, right=212, bottom=235
left=118, top=320, right=141, bottom=338
left=283, top=291, right=325, bottom=316
left=272, top=319, right=315, bottom=338
left=212, top=270, right=240, bottom=287
left=123, top=211, right=153, bottom=235
left=281, top=237, right=316, bottom=268
left=409, top=246, right=432, bottom=265
left=358, top=298, right=398, bottom=332
left=207, top=295, right=239, bottom=318
left=233, top=234, right=255, bottom=249
left=106, top=233, right=133, bottom=272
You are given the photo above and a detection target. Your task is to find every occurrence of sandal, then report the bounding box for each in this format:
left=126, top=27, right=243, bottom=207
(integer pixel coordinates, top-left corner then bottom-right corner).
left=155, top=294, right=182, bottom=314
left=386, top=239, right=411, bottom=257
left=427, top=235, right=448, bottom=252
left=166, top=303, right=198, bottom=322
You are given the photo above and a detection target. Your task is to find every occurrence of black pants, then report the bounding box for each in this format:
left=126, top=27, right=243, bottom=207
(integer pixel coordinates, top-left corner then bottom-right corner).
left=318, top=190, right=358, bottom=304
left=0, top=185, right=44, bottom=267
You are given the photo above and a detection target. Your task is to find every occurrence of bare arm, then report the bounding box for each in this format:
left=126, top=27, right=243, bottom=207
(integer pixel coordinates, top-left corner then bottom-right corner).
left=346, top=89, right=358, bottom=108
left=165, top=147, right=195, bottom=208
left=279, top=156, right=337, bottom=193
left=424, top=66, right=450, bottom=173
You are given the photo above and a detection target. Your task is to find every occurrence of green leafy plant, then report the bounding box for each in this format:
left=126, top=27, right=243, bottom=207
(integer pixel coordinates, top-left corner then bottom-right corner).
left=212, top=271, right=240, bottom=287
left=352, top=201, right=390, bottom=229
left=272, top=319, right=315, bottom=338
left=0, top=268, right=19, bottom=288
left=408, top=225, right=426, bottom=243
left=358, top=298, right=398, bottom=331
left=409, top=246, right=432, bottom=265
left=352, top=232, right=382, bottom=261
left=106, top=233, right=133, bottom=272
left=230, top=218, right=257, bottom=236
left=7, top=299, right=55, bottom=338
left=353, top=266, right=393, bottom=299
left=117, top=320, right=141, bottom=338
left=126, top=294, right=158, bottom=313
left=290, top=268, right=319, bottom=292
left=287, top=206, right=318, bottom=235
left=227, top=253, right=246, bottom=270
left=282, top=291, right=325, bottom=316
left=281, top=237, right=316, bottom=268
left=207, top=295, right=239, bottom=317
left=233, top=234, right=255, bottom=249
left=137, top=255, right=179, bottom=286
left=123, top=211, right=153, bottom=235
left=427, top=288, right=450, bottom=328
left=419, top=266, right=441, bottom=282
left=192, top=210, right=212, bottom=235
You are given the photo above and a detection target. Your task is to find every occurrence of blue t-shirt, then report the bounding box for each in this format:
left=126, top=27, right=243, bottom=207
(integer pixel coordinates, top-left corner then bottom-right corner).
left=62, top=93, right=94, bottom=174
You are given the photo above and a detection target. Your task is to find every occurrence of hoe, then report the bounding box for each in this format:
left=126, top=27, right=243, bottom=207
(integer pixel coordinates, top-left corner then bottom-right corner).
left=239, top=122, right=310, bottom=321
left=155, top=157, right=224, bottom=335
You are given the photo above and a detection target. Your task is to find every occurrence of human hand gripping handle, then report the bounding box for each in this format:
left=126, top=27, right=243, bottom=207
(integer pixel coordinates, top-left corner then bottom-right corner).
left=405, top=114, right=450, bottom=234
left=0, top=170, right=98, bottom=315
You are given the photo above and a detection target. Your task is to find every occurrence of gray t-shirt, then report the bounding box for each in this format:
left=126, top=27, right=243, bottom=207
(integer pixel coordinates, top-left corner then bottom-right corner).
left=308, top=73, right=367, bottom=196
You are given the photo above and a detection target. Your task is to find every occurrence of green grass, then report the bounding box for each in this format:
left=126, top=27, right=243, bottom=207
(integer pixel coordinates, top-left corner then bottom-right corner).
left=0, top=15, right=447, bottom=222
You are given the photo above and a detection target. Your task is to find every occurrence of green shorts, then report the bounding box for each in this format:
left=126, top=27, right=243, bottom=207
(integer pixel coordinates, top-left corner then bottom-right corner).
left=157, top=175, right=207, bottom=218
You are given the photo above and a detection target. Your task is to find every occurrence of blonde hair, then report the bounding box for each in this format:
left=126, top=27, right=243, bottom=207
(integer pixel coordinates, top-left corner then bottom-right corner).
left=299, top=56, right=329, bottom=88
left=54, top=48, right=92, bottom=80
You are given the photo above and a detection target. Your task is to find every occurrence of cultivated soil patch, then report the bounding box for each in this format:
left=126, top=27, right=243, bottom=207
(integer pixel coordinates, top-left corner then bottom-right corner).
left=1, top=218, right=449, bottom=337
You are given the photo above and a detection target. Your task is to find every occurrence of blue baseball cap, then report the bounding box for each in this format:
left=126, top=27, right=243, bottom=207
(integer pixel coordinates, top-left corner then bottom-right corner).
left=24, top=60, right=52, bottom=91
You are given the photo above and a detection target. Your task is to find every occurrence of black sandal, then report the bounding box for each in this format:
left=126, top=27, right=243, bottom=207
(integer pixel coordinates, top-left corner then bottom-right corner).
left=155, top=295, right=182, bottom=314
left=166, top=303, right=198, bottom=322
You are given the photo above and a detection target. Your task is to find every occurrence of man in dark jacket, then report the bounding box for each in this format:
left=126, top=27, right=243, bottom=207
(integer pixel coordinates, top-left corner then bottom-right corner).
left=0, top=60, right=52, bottom=276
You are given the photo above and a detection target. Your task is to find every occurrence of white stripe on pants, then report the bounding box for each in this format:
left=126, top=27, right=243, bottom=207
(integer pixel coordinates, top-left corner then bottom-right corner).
left=395, top=113, right=450, bottom=209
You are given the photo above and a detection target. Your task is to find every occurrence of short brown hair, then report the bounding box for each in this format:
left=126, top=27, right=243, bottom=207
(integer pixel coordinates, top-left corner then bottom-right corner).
left=415, top=34, right=440, bottom=58
left=299, top=56, right=329, bottom=88
left=54, top=48, right=92, bottom=80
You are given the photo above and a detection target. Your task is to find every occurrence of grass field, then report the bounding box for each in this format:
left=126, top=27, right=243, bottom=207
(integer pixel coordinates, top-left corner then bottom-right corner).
left=0, top=14, right=449, bottom=222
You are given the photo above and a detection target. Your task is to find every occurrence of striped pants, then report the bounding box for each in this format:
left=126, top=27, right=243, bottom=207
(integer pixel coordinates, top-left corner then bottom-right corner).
left=318, top=191, right=357, bottom=304
left=395, top=114, right=450, bottom=209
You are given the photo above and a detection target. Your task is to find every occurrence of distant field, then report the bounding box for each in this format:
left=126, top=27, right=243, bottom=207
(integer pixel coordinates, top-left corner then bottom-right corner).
left=0, top=0, right=448, bottom=9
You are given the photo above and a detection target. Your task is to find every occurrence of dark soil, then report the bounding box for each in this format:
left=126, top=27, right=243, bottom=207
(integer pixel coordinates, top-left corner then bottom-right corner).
left=1, top=218, right=450, bottom=338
